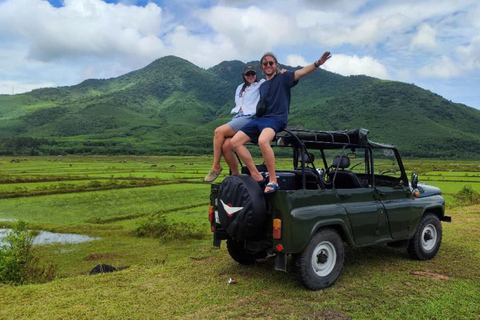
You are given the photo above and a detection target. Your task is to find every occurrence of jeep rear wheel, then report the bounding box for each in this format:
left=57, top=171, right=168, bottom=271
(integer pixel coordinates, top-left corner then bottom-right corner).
left=226, top=237, right=256, bottom=265
left=407, top=213, right=442, bottom=260
left=296, top=228, right=344, bottom=290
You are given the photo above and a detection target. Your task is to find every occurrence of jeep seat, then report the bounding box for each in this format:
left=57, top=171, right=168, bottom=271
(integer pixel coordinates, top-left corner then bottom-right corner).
left=328, top=156, right=363, bottom=188
left=295, top=152, right=324, bottom=189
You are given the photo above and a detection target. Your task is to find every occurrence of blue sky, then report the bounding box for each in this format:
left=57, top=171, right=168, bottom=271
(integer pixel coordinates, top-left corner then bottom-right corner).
left=0, top=0, right=479, bottom=110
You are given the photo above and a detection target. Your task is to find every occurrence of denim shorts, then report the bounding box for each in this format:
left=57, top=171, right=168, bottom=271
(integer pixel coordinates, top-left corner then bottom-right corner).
left=227, top=112, right=254, bottom=132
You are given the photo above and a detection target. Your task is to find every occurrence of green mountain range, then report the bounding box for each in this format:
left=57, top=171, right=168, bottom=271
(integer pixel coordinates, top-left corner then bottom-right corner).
left=1, top=55, right=480, bottom=158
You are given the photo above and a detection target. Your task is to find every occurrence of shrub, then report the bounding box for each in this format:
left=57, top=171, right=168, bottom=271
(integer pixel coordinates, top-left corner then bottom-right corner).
left=134, top=215, right=205, bottom=241
left=453, top=185, right=480, bottom=207
left=0, top=221, right=56, bottom=285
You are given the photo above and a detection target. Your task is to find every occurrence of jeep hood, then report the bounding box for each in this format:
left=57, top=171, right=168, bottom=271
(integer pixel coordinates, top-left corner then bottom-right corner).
left=416, top=183, right=442, bottom=197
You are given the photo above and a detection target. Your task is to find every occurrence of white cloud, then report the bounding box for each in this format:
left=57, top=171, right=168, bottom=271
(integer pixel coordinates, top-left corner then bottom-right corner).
left=21, top=0, right=163, bottom=62
left=0, top=0, right=479, bottom=109
left=418, top=56, right=462, bottom=78
left=163, top=26, right=238, bottom=68
left=410, top=23, right=436, bottom=50
left=456, top=36, right=480, bottom=70
left=323, top=54, right=388, bottom=79
left=285, top=55, right=309, bottom=67
left=0, top=0, right=167, bottom=93
left=195, top=6, right=302, bottom=56
left=0, top=80, right=55, bottom=96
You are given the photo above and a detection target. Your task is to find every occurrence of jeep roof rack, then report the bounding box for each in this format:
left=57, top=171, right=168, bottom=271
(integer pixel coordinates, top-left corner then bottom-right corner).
left=275, top=128, right=395, bottom=149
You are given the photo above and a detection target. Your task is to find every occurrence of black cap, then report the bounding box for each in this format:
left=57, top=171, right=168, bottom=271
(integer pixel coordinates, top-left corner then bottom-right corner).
left=243, top=64, right=256, bottom=74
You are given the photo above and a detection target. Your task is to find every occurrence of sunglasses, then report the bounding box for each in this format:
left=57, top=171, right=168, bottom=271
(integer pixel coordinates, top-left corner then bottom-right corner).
left=262, top=61, right=275, bottom=67
left=245, top=72, right=256, bottom=76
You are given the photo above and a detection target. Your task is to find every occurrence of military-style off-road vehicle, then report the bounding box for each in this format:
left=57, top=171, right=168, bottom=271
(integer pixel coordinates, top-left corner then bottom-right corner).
left=208, top=129, right=451, bottom=290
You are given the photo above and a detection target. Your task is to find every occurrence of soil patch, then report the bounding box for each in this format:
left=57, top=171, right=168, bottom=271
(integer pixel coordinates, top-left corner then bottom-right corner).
left=410, top=270, right=450, bottom=280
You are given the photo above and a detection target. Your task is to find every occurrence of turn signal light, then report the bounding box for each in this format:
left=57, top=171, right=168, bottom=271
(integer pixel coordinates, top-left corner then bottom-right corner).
left=273, top=219, right=282, bottom=239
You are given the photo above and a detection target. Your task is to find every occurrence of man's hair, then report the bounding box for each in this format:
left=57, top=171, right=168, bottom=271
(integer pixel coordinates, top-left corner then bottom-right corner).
left=260, top=52, right=281, bottom=75
left=260, top=52, right=278, bottom=64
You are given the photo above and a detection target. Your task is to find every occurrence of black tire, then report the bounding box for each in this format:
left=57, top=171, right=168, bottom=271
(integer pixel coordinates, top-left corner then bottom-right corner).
left=217, top=175, right=267, bottom=241
left=226, top=238, right=256, bottom=265
left=296, top=228, right=344, bottom=290
left=407, top=213, right=442, bottom=260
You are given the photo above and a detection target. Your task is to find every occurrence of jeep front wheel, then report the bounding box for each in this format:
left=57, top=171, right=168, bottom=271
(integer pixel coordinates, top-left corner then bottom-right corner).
left=407, top=213, right=442, bottom=260
left=296, top=228, right=344, bottom=290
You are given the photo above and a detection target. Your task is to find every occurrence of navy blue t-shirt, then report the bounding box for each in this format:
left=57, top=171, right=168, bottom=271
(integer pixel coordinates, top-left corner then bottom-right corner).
left=259, top=71, right=299, bottom=126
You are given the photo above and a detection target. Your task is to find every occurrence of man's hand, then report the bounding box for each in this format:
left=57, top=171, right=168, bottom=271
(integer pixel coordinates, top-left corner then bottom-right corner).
left=315, top=51, right=331, bottom=67
left=294, top=51, right=331, bottom=81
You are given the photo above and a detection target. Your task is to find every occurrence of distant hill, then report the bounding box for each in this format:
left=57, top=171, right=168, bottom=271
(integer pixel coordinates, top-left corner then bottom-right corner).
left=1, top=55, right=480, bottom=158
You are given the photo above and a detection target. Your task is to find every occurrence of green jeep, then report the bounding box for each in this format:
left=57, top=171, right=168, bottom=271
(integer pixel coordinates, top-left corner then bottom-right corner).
left=208, top=129, right=451, bottom=290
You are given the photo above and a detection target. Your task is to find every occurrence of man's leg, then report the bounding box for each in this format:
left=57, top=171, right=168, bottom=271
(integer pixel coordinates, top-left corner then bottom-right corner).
left=231, top=131, right=263, bottom=182
left=257, top=128, right=278, bottom=192
left=221, top=138, right=239, bottom=175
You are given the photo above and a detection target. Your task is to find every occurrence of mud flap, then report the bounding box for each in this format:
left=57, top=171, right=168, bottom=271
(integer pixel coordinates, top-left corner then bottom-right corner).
left=213, top=232, right=222, bottom=248
left=275, top=252, right=287, bottom=272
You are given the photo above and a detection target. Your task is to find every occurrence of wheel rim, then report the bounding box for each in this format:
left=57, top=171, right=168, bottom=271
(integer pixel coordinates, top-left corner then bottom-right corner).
left=421, top=224, right=438, bottom=252
left=311, top=241, right=336, bottom=277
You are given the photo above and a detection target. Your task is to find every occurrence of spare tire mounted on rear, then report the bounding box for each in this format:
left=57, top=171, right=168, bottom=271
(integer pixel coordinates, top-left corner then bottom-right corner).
left=217, top=175, right=267, bottom=241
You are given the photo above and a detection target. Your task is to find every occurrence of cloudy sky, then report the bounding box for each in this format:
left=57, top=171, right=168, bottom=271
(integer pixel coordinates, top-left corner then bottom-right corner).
left=0, top=0, right=479, bottom=109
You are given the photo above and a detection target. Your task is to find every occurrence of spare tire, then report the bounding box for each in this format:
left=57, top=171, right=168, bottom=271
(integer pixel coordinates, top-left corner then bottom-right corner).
left=217, top=174, right=267, bottom=241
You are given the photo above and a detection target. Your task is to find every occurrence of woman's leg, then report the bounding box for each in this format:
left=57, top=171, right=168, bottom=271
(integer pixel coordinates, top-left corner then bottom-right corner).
left=222, top=138, right=239, bottom=175
left=211, top=124, right=236, bottom=172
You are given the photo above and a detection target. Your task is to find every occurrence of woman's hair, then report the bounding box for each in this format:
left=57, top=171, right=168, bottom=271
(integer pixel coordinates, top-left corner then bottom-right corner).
left=239, top=70, right=258, bottom=97
left=260, top=52, right=281, bottom=75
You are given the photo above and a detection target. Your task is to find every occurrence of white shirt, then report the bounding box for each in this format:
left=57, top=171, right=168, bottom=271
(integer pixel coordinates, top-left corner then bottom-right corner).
left=231, top=79, right=266, bottom=115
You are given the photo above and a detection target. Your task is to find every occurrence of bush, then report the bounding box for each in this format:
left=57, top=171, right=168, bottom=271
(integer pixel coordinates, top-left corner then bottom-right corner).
left=134, top=215, right=205, bottom=241
left=0, top=221, right=56, bottom=285
left=453, top=185, right=480, bottom=207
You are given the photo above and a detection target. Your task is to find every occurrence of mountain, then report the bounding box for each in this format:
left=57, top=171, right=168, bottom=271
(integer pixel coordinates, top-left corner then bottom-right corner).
left=1, top=55, right=480, bottom=158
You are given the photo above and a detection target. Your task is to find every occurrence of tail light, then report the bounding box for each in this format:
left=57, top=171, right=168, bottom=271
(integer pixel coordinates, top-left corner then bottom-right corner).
left=273, top=218, right=282, bottom=239
left=208, top=206, right=214, bottom=222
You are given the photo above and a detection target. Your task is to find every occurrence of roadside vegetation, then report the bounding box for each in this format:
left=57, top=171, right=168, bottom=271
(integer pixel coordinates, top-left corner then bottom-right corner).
left=0, top=220, right=56, bottom=285
left=0, top=155, right=479, bottom=319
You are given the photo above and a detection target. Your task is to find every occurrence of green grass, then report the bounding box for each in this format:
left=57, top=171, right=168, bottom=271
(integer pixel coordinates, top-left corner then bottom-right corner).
left=0, top=156, right=479, bottom=319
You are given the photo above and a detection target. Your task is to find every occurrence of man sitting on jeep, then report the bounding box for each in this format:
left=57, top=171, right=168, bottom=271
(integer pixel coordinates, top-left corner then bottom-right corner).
left=231, top=51, right=331, bottom=193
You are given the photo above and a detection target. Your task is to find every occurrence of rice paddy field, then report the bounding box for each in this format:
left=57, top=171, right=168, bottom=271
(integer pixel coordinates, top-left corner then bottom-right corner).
left=0, top=155, right=479, bottom=319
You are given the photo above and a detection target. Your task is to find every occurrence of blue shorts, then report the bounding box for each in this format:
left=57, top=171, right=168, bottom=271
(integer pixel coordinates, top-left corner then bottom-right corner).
left=239, top=117, right=285, bottom=144
left=227, top=112, right=254, bottom=132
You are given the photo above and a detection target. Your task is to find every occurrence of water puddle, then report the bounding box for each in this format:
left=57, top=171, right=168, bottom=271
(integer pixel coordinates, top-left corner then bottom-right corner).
left=0, top=229, right=100, bottom=246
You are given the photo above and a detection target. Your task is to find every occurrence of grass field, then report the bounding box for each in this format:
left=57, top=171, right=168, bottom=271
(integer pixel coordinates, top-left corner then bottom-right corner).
left=0, top=156, right=479, bottom=319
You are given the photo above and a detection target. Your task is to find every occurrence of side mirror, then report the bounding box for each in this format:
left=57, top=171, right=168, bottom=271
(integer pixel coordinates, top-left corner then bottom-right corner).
left=411, top=173, right=418, bottom=189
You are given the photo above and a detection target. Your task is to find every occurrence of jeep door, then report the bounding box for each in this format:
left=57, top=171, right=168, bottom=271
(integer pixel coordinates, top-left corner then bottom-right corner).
left=372, top=148, right=411, bottom=239
left=336, top=188, right=388, bottom=245
left=331, top=148, right=391, bottom=245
